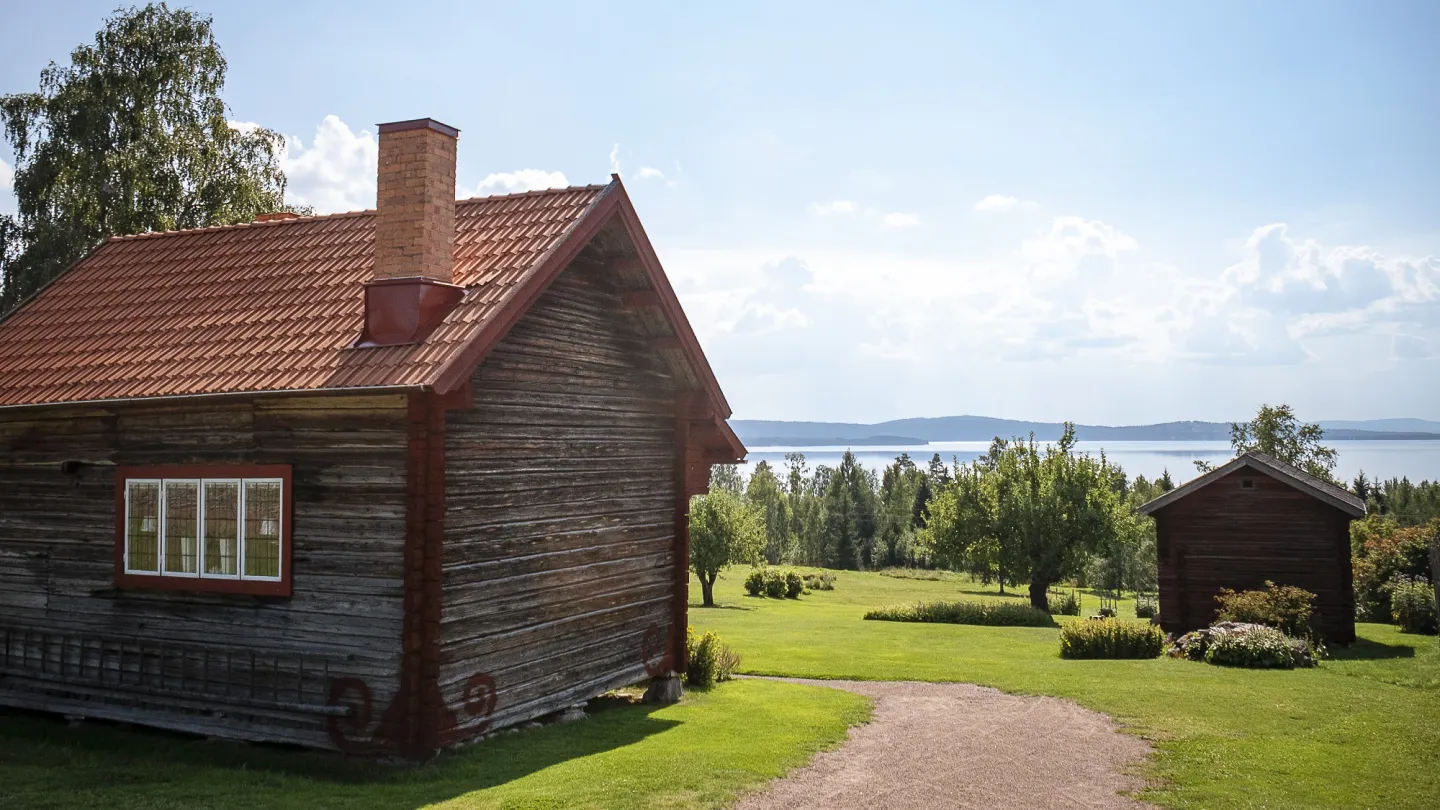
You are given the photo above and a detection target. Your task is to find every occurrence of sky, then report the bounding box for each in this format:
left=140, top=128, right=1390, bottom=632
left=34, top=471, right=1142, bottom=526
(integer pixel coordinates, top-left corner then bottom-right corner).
left=2, top=1, right=1438, bottom=424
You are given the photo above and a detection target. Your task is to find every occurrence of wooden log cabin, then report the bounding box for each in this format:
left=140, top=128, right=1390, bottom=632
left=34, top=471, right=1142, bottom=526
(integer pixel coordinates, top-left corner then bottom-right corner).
left=0, top=118, right=744, bottom=757
left=1138, top=451, right=1365, bottom=643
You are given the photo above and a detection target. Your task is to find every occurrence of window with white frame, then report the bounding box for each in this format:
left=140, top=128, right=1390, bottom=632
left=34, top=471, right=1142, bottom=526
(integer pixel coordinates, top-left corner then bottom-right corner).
left=123, top=476, right=285, bottom=582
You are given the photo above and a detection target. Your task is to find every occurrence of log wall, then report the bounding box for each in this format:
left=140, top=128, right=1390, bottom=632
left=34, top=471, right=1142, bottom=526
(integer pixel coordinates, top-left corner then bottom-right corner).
left=0, top=394, right=409, bottom=748
left=1155, top=467, right=1357, bottom=643
left=441, top=266, right=680, bottom=738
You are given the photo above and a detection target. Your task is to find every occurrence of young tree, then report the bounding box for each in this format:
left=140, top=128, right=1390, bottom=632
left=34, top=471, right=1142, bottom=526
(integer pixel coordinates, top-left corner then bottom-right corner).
left=709, top=463, right=744, bottom=495
left=1195, top=404, right=1337, bottom=481
left=1156, top=468, right=1175, bottom=492
left=911, top=474, right=934, bottom=528
left=924, top=426, right=1122, bottom=610
left=927, top=453, right=953, bottom=489
left=821, top=451, right=877, bottom=570
left=1, top=4, right=291, bottom=312
left=745, top=460, right=794, bottom=564
left=877, top=454, right=925, bottom=567
left=922, top=462, right=1023, bottom=592
left=688, top=488, right=764, bottom=607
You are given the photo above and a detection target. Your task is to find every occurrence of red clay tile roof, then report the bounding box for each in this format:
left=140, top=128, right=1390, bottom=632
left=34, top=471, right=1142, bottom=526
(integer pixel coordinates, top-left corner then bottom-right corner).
left=0, top=184, right=611, bottom=408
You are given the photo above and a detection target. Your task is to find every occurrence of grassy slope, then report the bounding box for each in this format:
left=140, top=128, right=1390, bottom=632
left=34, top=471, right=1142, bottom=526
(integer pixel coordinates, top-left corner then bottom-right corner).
left=691, top=568, right=1440, bottom=809
left=0, top=679, right=869, bottom=810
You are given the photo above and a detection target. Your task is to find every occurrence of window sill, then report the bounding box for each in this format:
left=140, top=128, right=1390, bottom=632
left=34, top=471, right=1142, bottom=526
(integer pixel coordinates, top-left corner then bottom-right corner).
left=114, top=572, right=291, bottom=597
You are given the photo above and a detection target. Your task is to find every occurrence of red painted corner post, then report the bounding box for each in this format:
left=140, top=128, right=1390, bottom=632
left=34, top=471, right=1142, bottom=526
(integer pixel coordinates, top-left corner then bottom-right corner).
left=672, top=400, right=693, bottom=675
left=399, top=392, right=448, bottom=758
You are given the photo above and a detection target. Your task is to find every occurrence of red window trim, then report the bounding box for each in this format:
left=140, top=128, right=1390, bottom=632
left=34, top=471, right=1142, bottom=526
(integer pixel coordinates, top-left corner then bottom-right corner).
left=114, top=464, right=294, bottom=597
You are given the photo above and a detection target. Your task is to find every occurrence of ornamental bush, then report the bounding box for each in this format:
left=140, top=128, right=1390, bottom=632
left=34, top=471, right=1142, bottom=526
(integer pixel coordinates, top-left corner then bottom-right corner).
left=1134, top=595, right=1158, bottom=620
left=1048, top=590, right=1081, bottom=616
left=1351, top=516, right=1437, bottom=621
left=685, top=626, right=740, bottom=687
left=1215, top=581, right=1322, bottom=642
left=784, top=570, right=804, bottom=599
left=803, top=572, right=836, bottom=591
left=1168, top=622, right=1319, bottom=669
left=1059, top=618, right=1165, bottom=659
left=743, top=568, right=766, bottom=597
left=864, top=600, right=1055, bottom=627
left=1389, top=576, right=1438, bottom=634
left=763, top=568, right=788, bottom=598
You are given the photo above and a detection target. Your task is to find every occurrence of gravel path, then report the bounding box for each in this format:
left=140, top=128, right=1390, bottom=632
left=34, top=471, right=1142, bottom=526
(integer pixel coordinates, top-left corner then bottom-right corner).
left=736, top=679, right=1154, bottom=810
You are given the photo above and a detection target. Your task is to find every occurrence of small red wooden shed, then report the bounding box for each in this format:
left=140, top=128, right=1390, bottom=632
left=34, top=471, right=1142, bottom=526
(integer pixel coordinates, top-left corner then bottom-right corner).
left=1138, top=451, right=1365, bottom=643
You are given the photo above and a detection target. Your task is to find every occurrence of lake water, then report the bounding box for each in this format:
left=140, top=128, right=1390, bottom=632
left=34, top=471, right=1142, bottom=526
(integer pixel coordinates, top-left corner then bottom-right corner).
left=742, top=440, right=1440, bottom=486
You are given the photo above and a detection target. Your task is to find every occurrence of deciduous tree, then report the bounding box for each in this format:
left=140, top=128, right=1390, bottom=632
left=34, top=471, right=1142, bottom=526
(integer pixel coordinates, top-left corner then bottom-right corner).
left=1, top=4, right=290, bottom=312
left=688, top=487, right=764, bottom=607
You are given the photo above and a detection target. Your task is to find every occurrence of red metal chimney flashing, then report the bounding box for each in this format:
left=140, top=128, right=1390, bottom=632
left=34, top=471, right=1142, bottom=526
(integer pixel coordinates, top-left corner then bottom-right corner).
left=356, top=276, right=466, bottom=347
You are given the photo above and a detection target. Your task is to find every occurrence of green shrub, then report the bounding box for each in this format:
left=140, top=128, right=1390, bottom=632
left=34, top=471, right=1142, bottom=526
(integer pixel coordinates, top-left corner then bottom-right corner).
left=1059, top=618, right=1164, bottom=659
left=1169, top=622, right=1319, bottom=669
left=1215, top=580, right=1322, bottom=641
left=743, top=568, right=766, bottom=597
left=864, top=600, right=1055, bottom=627
left=878, top=567, right=954, bottom=581
left=1048, top=590, right=1081, bottom=616
left=1389, top=576, right=1438, bottom=634
left=685, top=626, right=740, bottom=687
left=784, top=571, right=804, bottom=599
left=803, top=572, right=836, bottom=591
left=763, top=568, right=787, bottom=598
left=1204, top=624, right=1314, bottom=669
left=1135, top=595, right=1158, bottom=620
left=1352, top=516, right=1437, bottom=621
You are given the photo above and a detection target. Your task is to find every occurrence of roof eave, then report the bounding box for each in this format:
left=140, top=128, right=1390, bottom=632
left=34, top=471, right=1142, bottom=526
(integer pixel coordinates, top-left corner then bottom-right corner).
left=1137, top=452, right=1365, bottom=518
left=0, top=384, right=425, bottom=413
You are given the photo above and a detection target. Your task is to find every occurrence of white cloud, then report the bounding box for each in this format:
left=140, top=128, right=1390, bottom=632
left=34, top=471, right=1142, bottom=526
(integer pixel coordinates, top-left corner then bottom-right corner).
left=1219, top=223, right=1440, bottom=336
left=1020, top=215, right=1138, bottom=282
left=974, top=194, right=1039, bottom=213
left=809, top=200, right=858, bottom=216
left=273, top=115, right=379, bottom=214
left=636, top=166, right=666, bottom=181
left=609, top=143, right=622, bottom=177
left=882, top=211, right=921, bottom=228
left=461, top=169, right=568, bottom=197
left=238, top=116, right=572, bottom=211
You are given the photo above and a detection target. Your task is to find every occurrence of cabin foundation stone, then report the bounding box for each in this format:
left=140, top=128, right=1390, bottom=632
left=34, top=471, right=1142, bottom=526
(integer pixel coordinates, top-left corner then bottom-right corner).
left=643, top=672, right=684, bottom=705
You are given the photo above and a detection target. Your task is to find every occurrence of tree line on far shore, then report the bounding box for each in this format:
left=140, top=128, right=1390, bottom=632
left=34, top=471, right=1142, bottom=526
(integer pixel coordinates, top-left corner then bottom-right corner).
left=689, top=404, right=1440, bottom=611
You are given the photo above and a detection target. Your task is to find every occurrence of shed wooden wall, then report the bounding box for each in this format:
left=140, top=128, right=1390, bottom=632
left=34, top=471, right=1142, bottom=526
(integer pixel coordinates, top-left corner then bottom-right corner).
left=1154, top=467, right=1356, bottom=643
left=0, top=394, right=409, bottom=748
left=441, top=265, right=680, bottom=739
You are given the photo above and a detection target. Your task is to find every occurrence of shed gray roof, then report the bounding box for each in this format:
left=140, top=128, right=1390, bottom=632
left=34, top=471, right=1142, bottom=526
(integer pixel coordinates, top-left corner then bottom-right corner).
left=1136, top=451, right=1366, bottom=518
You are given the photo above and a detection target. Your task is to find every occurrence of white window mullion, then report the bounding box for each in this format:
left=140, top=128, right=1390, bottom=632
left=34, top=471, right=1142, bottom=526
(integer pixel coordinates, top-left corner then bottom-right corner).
left=157, top=478, right=167, bottom=575
left=197, top=483, right=206, bottom=577
left=237, top=479, right=246, bottom=581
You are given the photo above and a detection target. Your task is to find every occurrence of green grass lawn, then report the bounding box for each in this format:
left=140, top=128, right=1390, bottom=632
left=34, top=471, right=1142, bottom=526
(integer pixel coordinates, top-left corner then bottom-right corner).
left=0, top=679, right=869, bottom=810
left=690, top=567, right=1440, bottom=809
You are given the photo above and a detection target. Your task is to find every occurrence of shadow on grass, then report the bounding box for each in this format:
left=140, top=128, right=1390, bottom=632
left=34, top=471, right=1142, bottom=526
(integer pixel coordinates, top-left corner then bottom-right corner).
left=1329, top=638, right=1418, bottom=661
left=0, top=695, right=681, bottom=808
left=697, top=602, right=755, bottom=611
left=952, top=587, right=1028, bottom=600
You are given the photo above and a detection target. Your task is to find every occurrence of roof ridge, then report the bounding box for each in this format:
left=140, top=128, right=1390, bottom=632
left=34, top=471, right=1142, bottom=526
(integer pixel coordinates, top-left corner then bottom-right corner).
left=108, top=208, right=375, bottom=241
left=106, top=184, right=610, bottom=242
left=455, top=183, right=609, bottom=205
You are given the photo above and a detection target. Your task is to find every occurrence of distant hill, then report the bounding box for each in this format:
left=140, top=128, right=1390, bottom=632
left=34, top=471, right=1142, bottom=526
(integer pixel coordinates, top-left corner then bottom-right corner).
left=745, top=435, right=928, bottom=447
left=1319, top=418, right=1440, bottom=433
left=732, top=416, right=1440, bottom=446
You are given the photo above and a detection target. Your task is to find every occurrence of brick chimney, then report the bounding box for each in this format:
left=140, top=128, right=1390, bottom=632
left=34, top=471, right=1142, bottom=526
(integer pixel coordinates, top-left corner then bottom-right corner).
left=359, top=118, right=466, bottom=347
